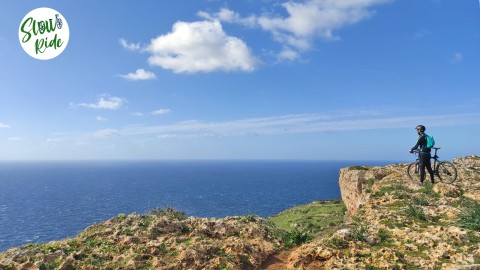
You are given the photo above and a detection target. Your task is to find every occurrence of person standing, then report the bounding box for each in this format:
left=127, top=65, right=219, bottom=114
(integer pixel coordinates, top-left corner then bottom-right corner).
left=409, top=125, right=434, bottom=184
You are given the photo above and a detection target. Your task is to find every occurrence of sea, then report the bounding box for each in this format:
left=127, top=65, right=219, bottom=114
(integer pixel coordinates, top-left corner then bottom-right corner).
left=0, top=160, right=396, bottom=252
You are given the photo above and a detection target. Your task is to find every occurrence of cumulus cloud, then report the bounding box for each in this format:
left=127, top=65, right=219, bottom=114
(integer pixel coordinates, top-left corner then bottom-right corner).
left=146, top=20, right=257, bottom=73
left=197, top=8, right=257, bottom=27
left=151, top=108, right=171, bottom=115
left=72, top=96, right=125, bottom=110
left=0, top=123, right=10, bottom=128
left=120, top=69, right=156, bottom=81
left=201, top=0, right=390, bottom=59
left=119, top=38, right=141, bottom=51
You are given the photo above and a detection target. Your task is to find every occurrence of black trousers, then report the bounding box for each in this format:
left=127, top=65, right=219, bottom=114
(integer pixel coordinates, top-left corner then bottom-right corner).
left=419, top=152, right=434, bottom=183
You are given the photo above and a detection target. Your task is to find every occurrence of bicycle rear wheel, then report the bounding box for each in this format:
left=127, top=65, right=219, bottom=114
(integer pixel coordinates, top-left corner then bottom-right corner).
left=407, top=162, right=420, bottom=183
left=436, top=161, right=457, bottom=184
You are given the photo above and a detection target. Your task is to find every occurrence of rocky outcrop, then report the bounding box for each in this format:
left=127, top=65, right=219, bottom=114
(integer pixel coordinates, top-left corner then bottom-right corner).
left=0, top=209, right=286, bottom=270
left=288, top=156, right=480, bottom=270
left=339, top=165, right=393, bottom=216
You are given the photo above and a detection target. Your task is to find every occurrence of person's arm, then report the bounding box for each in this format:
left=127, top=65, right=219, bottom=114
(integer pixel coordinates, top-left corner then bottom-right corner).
left=409, top=135, right=422, bottom=153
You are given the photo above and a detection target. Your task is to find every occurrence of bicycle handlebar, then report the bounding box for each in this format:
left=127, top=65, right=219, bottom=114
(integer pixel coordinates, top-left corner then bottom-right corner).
left=410, top=147, right=441, bottom=154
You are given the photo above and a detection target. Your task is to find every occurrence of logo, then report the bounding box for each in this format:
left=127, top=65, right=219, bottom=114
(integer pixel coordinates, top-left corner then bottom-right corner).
left=18, top=7, right=70, bottom=60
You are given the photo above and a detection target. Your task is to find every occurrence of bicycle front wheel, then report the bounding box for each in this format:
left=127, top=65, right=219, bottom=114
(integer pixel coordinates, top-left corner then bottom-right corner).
left=436, top=161, right=457, bottom=184
left=407, top=162, right=420, bottom=183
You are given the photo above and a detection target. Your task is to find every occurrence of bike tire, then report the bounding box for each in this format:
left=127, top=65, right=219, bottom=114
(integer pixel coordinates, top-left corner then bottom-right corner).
left=436, top=161, right=457, bottom=184
left=407, top=162, right=420, bottom=183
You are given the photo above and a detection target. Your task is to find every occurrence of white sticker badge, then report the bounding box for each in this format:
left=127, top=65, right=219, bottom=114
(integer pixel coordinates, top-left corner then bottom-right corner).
left=18, top=7, right=70, bottom=60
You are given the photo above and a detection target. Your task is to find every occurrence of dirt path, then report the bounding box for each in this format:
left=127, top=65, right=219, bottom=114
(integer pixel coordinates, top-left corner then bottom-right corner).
left=261, top=250, right=292, bottom=270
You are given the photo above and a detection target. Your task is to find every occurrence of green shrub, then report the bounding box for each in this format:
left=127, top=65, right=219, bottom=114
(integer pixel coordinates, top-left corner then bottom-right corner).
left=458, top=202, right=480, bottom=231
left=284, top=229, right=311, bottom=247
left=325, top=237, right=349, bottom=249
left=418, top=184, right=440, bottom=199
left=150, top=207, right=186, bottom=220
left=412, top=196, right=429, bottom=206
left=377, top=228, right=390, bottom=242
left=404, top=205, right=428, bottom=221
left=351, top=217, right=367, bottom=242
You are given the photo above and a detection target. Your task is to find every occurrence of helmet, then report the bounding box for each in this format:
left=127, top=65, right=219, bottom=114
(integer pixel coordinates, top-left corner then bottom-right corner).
left=415, top=125, right=426, bottom=132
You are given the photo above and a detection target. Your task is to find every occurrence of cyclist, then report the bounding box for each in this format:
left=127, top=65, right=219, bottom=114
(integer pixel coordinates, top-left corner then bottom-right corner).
left=409, top=125, right=434, bottom=184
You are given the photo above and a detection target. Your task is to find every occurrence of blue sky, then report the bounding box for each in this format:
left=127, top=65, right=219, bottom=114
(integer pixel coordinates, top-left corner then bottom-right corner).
left=0, top=0, right=479, bottom=160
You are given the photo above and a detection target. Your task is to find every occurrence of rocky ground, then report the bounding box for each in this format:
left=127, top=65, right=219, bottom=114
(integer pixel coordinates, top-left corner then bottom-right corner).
left=287, top=156, right=480, bottom=269
left=1, top=156, right=479, bottom=270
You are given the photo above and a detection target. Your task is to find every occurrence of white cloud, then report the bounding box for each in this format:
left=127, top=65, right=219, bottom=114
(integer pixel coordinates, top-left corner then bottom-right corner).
left=0, top=123, right=10, bottom=128
left=131, top=112, right=144, bottom=116
left=120, top=69, right=156, bottom=81
left=94, top=129, right=121, bottom=138
left=202, top=0, right=390, bottom=58
left=96, top=116, right=108, bottom=122
left=453, top=52, right=463, bottom=63
left=151, top=108, right=171, bottom=115
left=120, top=111, right=480, bottom=138
left=146, top=20, right=257, bottom=73
left=278, top=48, right=300, bottom=61
left=119, top=38, right=141, bottom=51
left=158, top=134, right=177, bottom=139
left=72, top=96, right=125, bottom=110
left=197, top=8, right=257, bottom=27
left=7, top=137, right=22, bottom=141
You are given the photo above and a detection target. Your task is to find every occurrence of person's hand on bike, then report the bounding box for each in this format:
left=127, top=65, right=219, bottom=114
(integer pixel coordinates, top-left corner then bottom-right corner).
left=408, top=150, right=413, bottom=153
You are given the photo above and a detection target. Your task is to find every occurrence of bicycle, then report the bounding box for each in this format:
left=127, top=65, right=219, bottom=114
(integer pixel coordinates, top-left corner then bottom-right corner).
left=407, top=147, right=457, bottom=184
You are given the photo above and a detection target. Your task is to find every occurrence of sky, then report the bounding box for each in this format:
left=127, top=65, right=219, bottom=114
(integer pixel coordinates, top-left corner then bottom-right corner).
left=0, top=0, right=479, bottom=161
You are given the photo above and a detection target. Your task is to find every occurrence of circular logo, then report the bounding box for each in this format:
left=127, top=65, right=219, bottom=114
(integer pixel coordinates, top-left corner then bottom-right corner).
left=18, top=7, right=69, bottom=60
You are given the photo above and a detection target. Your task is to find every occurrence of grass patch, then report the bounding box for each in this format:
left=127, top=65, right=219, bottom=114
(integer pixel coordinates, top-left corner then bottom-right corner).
left=377, top=228, right=391, bottom=242
left=269, top=199, right=345, bottom=238
left=458, top=201, right=480, bottom=231
left=412, top=195, right=429, bottom=206
left=350, top=217, right=367, bottom=242
left=349, top=166, right=369, bottom=170
left=149, top=207, right=186, bottom=221
left=371, top=184, right=404, bottom=198
left=404, top=205, right=428, bottom=221
left=284, top=229, right=312, bottom=247
left=325, top=236, right=349, bottom=249
left=417, top=184, right=440, bottom=199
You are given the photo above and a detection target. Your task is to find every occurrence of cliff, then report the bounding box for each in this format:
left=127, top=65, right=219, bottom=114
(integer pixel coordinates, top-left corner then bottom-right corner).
left=1, top=156, right=480, bottom=270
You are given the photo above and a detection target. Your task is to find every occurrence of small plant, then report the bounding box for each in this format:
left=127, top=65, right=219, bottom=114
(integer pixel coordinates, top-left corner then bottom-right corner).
left=284, top=229, right=311, bottom=247
left=349, top=166, right=369, bottom=170
left=239, top=214, right=257, bottom=222
left=412, top=196, right=429, bottom=206
left=404, top=205, right=428, bottom=221
left=458, top=202, right=480, bottom=231
left=351, top=223, right=367, bottom=242
left=418, top=184, right=440, bottom=199
left=367, top=178, right=375, bottom=188
left=325, top=237, right=349, bottom=249
left=117, top=213, right=127, bottom=220
left=377, top=228, right=391, bottom=242
left=150, top=207, right=186, bottom=220
left=372, top=184, right=404, bottom=198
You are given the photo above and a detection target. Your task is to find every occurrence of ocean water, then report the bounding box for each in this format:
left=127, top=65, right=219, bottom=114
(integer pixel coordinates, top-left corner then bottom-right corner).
left=0, top=160, right=394, bottom=252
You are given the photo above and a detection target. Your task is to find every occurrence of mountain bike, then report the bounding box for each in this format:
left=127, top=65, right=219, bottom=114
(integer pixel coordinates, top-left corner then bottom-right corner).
left=407, top=147, right=457, bottom=184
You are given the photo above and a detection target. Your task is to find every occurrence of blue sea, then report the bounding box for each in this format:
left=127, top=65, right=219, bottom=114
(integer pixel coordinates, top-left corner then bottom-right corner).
left=0, top=160, right=394, bottom=252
